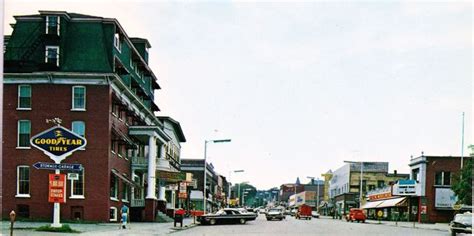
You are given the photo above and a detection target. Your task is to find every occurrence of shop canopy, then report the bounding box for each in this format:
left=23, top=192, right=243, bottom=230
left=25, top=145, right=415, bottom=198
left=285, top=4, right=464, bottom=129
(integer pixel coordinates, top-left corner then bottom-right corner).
left=361, top=200, right=384, bottom=209
left=376, top=197, right=406, bottom=208
left=361, top=197, right=407, bottom=209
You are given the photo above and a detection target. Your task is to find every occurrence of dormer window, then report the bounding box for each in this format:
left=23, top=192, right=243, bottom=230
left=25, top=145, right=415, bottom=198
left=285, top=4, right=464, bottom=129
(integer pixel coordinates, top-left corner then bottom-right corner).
left=114, top=33, right=121, bottom=52
left=46, top=16, right=60, bottom=35
left=45, top=46, right=60, bottom=66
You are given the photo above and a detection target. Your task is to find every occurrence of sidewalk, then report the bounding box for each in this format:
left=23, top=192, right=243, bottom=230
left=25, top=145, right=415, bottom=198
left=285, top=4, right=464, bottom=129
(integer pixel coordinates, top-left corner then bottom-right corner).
left=365, top=219, right=449, bottom=232
left=1, top=217, right=196, bottom=235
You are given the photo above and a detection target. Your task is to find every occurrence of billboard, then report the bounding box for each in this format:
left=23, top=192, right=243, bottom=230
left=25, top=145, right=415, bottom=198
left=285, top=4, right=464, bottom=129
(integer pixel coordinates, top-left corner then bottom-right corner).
left=435, top=188, right=458, bottom=209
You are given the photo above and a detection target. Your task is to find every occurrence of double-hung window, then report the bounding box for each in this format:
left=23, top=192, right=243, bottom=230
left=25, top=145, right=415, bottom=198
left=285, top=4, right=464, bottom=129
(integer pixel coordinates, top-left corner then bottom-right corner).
left=110, top=174, right=118, bottom=200
left=17, top=120, right=31, bottom=148
left=18, top=85, right=31, bottom=109
left=71, top=169, right=85, bottom=198
left=45, top=46, right=60, bottom=66
left=72, top=121, right=86, bottom=150
left=435, top=172, right=451, bottom=186
left=72, top=121, right=85, bottom=137
left=17, top=166, right=30, bottom=197
left=122, top=183, right=129, bottom=202
left=46, top=16, right=60, bottom=35
left=72, top=86, right=86, bottom=111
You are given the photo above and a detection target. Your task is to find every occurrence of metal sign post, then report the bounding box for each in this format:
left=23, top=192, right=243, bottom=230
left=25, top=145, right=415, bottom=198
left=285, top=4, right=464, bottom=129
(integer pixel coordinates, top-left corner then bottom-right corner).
left=30, top=122, right=87, bottom=228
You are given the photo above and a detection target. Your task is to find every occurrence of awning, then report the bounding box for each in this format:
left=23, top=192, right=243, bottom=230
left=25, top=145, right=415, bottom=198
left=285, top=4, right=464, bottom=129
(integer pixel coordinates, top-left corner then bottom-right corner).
left=111, top=169, right=139, bottom=188
left=190, top=190, right=204, bottom=200
left=376, top=197, right=407, bottom=208
left=361, top=200, right=384, bottom=209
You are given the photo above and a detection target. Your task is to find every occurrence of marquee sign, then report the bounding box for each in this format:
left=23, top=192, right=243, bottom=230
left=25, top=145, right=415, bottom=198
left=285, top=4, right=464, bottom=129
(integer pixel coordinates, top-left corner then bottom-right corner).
left=30, top=126, right=87, bottom=163
left=392, top=180, right=421, bottom=196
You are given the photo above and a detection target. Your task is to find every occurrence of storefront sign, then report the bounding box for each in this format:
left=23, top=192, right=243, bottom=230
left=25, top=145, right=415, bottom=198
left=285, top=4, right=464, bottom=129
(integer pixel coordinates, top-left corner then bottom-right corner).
left=179, top=182, right=187, bottom=199
left=392, top=180, right=421, bottom=196
left=435, top=188, right=458, bottom=208
left=31, top=126, right=87, bottom=163
left=420, top=205, right=427, bottom=214
left=48, top=174, right=66, bottom=203
left=368, top=192, right=392, bottom=201
left=157, top=171, right=186, bottom=182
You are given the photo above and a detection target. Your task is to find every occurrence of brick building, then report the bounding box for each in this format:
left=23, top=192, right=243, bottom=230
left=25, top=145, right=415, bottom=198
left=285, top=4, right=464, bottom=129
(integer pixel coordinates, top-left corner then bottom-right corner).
left=3, top=11, right=185, bottom=222
left=409, top=155, right=471, bottom=223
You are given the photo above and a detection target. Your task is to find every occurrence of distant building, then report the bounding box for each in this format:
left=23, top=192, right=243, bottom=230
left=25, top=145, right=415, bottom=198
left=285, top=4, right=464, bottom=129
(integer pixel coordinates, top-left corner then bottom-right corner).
left=329, top=162, right=408, bottom=217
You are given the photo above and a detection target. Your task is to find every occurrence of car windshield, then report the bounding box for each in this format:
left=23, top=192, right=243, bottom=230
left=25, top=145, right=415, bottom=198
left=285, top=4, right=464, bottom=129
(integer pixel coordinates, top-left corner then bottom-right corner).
left=269, top=209, right=280, bottom=213
left=454, top=215, right=472, bottom=225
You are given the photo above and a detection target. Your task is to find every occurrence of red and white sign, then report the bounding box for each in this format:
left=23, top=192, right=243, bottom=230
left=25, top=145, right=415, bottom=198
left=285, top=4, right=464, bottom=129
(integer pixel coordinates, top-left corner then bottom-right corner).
left=179, top=182, right=187, bottom=199
left=48, top=174, right=66, bottom=203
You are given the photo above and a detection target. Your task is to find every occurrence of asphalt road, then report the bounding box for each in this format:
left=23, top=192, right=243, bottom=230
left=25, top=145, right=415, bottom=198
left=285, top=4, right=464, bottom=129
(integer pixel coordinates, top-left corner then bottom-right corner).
left=173, top=215, right=451, bottom=236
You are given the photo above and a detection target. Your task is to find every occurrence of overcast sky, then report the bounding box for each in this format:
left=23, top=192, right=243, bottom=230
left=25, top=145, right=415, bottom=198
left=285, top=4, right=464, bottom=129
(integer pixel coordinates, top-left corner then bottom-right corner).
left=4, top=0, right=472, bottom=190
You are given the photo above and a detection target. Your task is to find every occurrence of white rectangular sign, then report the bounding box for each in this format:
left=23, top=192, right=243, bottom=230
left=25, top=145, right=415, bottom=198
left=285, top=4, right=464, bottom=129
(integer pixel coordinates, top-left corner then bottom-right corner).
left=392, top=183, right=421, bottom=196
left=67, top=173, right=79, bottom=180
left=435, top=188, right=458, bottom=208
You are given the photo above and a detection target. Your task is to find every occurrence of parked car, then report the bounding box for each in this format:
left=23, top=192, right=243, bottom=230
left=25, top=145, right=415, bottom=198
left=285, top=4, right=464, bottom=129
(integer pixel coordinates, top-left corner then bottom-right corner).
left=290, top=208, right=297, bottom=216
left=197, top=208, right=258, bottom=225
left=449, top=212, right=472, bottom=236
left=295, top=204, right=312, bottom=220
left=266, top=208, right=285, bottom=221
left=259, top=208, right=267, bottom=214
left=346, top=208, right=366, bottom=223
left=311, top=211, right=320, bottom=218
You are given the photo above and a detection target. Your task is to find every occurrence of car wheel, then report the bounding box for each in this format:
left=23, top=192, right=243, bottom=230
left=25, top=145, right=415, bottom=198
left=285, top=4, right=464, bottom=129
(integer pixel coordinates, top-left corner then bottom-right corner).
left=209, top=219, right=216, bottom=225
left=240, top=218, right=246, bottom=224
left=450, top=230, right=456, bottom=236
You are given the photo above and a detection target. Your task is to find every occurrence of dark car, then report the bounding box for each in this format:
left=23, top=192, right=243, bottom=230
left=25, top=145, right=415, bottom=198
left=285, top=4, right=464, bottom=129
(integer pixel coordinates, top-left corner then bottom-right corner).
left=266, top=208, right=285, bottom=221
left=449, top=212, right=472, bottom=236
left=197, top=208, right=257, bottom=225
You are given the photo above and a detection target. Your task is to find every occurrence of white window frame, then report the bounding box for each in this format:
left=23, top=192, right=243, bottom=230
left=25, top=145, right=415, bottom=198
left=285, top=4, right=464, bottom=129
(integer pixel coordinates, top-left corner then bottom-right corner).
left=17, top=85, right=32, bottom=110
left=16, top=165, right=30, bottom=198
left=110, top=207, right=118, bottom=222
left=71, top=86, right=86, bottom=111
left=122, top=183, right=129, bottom=202
left=17, top=120, right=31, bottom=149
left=72, top=121, right=86, bottom=150
left=114, top=33, right=121, bottom=52
left=46, top=16, right=60, bottom=36
left=70, top=169, right=85, bottom=199
left=110, top=175, right=119, bottom=200
left=45, top=46, right=60, bottom=66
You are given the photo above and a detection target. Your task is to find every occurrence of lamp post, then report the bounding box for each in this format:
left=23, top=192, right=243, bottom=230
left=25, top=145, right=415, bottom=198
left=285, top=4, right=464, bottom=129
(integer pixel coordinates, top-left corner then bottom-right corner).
left=307, top=176, right=320, bottom=212
left=203, top=139, right=231, bottom=214
left=344, top=161, right=364, bottom=208
left=228, top=170, right=244, bottom=207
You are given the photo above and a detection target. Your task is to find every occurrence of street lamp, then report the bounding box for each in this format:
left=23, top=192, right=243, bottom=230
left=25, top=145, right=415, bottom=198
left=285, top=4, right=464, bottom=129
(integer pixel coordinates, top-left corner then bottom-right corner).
left=307, top=176, right=320, bottom=212
left=344, top=161, right=365, bottom=208
left=203, top=139, right=231, bottom=214
left=228, top=170, right=244, bottom=207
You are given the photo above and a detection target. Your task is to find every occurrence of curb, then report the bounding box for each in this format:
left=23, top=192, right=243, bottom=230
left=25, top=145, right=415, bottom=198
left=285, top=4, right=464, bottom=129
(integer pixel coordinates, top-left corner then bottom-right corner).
left=365, top=221, right=449, bottom=232
left=169, top=223, right=197, bottom=233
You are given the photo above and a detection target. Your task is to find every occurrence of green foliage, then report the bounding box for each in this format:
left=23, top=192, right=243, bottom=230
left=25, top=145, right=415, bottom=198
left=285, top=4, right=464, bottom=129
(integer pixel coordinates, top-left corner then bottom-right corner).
left=468, top=145, right=474, bottom=157
left=35, top=224, right=80, bottom=233
left=451, top=158, right=473, bottom=205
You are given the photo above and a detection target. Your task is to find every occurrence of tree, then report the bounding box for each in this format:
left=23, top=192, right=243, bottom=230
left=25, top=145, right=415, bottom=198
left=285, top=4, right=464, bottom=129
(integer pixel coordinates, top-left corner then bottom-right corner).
left=451, top=152, right=472, bottom=206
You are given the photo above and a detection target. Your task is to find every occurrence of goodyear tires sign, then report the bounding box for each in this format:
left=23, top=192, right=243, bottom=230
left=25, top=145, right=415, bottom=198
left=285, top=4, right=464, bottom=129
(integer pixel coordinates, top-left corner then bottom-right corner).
left=31, top=126, right=87, bottom=163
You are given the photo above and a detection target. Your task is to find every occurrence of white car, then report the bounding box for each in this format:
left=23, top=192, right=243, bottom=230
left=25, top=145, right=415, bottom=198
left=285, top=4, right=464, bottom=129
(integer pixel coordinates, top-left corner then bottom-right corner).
left=259, top=208, right=267, bottom=214
left=311, top=211, right=320, bottom=218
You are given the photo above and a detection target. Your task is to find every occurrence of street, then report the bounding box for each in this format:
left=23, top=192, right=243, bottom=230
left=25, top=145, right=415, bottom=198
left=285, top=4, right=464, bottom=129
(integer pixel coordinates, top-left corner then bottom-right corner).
left=174, top=216, right=451, bottom=236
